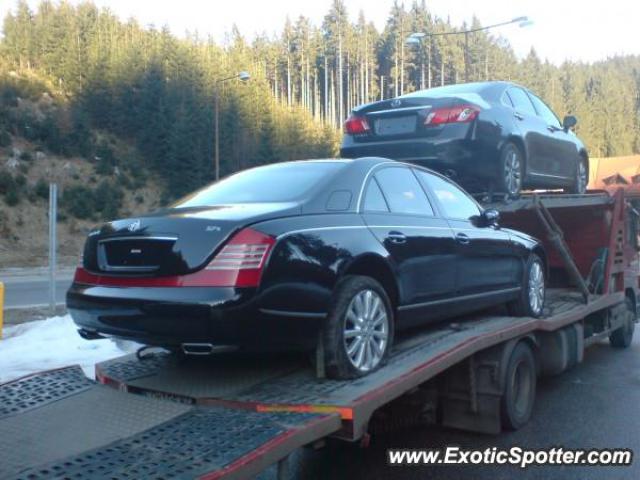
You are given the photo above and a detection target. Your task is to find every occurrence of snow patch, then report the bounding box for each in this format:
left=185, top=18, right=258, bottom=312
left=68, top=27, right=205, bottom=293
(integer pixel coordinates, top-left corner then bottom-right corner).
left=0, top=315, right=128, bottom=383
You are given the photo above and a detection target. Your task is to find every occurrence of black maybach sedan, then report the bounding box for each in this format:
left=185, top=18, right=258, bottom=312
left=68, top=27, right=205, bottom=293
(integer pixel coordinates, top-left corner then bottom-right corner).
left=68, top=158, right=547, bottom=379
left=340, top=81, right=589, bottom=197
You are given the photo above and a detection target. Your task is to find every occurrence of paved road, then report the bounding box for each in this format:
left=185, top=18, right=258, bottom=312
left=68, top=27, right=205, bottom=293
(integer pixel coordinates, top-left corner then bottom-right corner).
left=277, top=334, right=640, bottom=480
left=1, top=269, right=74, bottom=308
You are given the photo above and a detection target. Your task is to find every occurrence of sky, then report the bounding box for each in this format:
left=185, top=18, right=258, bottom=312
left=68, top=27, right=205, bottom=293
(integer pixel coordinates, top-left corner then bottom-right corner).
left=1, top=0, right=638, bottom=65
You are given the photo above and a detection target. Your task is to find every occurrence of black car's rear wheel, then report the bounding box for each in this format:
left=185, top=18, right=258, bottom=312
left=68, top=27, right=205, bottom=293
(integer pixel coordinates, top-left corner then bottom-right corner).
left=566, top=156, right=588, bottom=194
left=322, top=276, right=394, bottom=379
left=499, top=142, right=523, bottom=197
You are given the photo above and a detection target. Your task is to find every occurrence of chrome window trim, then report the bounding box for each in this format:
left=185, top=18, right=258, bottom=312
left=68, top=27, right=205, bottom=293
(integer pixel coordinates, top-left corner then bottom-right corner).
left=276, top=225, right=451, bottom=240
left=356, top=161, right=400, bottom=213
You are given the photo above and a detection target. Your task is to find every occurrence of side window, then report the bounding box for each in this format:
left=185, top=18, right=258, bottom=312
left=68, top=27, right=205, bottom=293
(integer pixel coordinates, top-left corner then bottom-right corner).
left=528, top=93, right=562, bottom=128
left=363, top=179, right=389, bottom=212
left=374, top=167, right=434, bottom=216
left=418, top=171, right=481, bottom=220
left=507, top=88, right=537, bottom=117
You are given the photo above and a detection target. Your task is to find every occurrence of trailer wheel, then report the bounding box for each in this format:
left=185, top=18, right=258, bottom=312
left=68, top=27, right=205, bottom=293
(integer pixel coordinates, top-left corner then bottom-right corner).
left=322, top=275, right=394, bottom=379
left=609, top=298, right=636, bottom=349
left=501, top=342, right=537, bottom=430
left=508, top=254, right=545, bottom=318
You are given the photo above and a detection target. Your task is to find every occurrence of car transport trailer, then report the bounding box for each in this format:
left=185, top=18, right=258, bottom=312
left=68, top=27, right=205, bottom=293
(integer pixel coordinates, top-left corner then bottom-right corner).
left=1, top=189, right=637, bottom=480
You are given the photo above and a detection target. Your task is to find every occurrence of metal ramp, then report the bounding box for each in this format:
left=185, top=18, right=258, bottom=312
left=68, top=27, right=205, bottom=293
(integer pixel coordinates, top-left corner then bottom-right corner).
left=0, top=367, right=340, bottom=480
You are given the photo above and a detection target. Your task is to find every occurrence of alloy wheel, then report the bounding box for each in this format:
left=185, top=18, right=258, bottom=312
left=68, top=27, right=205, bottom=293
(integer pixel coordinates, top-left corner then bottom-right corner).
left=528, top=261, right=545, bottom=315
left=504, top=149, right=522, bottom=196
left=343, top=289, right=389, bottom=372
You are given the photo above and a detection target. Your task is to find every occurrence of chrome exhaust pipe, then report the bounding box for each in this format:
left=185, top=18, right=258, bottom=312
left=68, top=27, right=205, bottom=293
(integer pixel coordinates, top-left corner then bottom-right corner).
left=78, top=328, right=107, bottom=341
left=181, top=343, right=237, bottom=355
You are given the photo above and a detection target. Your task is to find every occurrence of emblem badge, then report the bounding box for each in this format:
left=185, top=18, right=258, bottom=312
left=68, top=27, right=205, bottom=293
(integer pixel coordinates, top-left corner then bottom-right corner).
left=390, top=99, right=402, bottom=108
left=127, top=220, right=141, bottom=232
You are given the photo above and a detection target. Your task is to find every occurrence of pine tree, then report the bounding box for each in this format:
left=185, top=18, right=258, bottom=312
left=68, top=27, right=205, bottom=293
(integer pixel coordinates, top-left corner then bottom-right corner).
left=1, top=0, right=638, bottom=200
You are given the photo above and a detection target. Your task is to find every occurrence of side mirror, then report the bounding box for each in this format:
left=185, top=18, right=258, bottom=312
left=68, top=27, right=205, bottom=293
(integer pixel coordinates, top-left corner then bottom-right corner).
left=563, top=115, right=577, bottom=131
left=480, top=208, right=500, bottom=227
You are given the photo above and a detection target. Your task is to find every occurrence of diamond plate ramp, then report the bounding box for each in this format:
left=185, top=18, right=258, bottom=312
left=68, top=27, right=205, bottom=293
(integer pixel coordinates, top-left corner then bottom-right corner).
left=0, top=366, right=341, bottom=480
left=0, top=367, right=191, bottom=479
left=0, top=366, right=93, bottom=419
left=11, top=409, right=339, bottom=480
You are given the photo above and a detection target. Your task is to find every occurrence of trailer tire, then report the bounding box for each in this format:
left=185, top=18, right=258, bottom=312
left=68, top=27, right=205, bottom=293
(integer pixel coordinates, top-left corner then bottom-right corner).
left=609, top=298, right=636, bottom=348
left=508, top=254, right=545, bottom=318
left=501, top=342, right=537, bottom=430
left=323, top=275, right=394, bottom=379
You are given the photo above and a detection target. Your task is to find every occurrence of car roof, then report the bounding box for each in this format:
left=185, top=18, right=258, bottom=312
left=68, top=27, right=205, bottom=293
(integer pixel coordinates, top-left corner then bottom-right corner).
left=400, top=80, right=523, bottom=99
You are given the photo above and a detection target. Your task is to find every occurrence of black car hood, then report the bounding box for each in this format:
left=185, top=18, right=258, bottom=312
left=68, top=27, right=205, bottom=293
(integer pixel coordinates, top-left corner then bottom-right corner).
left=83, top=203, right=300, bottom=275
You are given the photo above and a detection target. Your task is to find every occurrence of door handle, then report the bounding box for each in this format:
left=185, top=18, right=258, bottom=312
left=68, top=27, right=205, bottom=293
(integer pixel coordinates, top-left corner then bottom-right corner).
left=455, top=233, right=470, bottom=245
left=514, top=112, right=524, bottom=121
left=388, top=231, right=407, bottom=244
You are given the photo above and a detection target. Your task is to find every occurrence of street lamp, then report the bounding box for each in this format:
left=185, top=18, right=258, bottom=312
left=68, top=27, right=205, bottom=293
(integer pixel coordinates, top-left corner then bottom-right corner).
left=214, top=71, right=251, bottom=180
left=406, top=33, right=430, bottom=89
left=406, top=16, right=532, bottom=85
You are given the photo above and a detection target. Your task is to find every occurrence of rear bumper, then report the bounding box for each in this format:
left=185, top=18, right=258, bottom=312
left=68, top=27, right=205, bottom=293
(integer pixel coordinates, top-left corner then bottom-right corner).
left=67, top=283, right=323, bottom=351
left=340, top=125, right=501, bottom=189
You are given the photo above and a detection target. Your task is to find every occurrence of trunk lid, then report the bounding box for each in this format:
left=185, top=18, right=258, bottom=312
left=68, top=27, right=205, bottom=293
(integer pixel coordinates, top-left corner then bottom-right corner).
left=351, top=95, right=453, bottom=142
left=82, top=203, right=299, bottom=276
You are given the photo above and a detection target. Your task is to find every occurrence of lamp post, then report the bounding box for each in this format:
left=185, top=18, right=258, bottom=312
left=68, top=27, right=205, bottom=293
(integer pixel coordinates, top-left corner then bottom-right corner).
left=406, top=32, right=429, bottom=89
left=406, top=16, right=532, bottom=86
left=214, top=71, right=250, bottom=180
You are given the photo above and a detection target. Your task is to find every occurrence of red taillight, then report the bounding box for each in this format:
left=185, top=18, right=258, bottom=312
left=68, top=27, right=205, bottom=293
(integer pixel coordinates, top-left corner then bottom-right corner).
left=203, top=227, right=275, bottom=286
left=424, top=104, right=480, bottom=126
left=73, top=228, right=275, bottom=288
left=344, top=115, right=370, bottom=134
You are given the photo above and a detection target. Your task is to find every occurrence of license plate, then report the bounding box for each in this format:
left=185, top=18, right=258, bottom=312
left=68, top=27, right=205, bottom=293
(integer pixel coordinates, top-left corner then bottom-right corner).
left=375, top=116, right=417, bottom=136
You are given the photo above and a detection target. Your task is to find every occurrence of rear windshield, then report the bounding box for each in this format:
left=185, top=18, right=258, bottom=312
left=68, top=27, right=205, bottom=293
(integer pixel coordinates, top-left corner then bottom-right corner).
left=400, top=83, right=491, bottom=107
left=401, top=82, right=491, bottom=98
left=173, top=161, right=345, bottom=207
